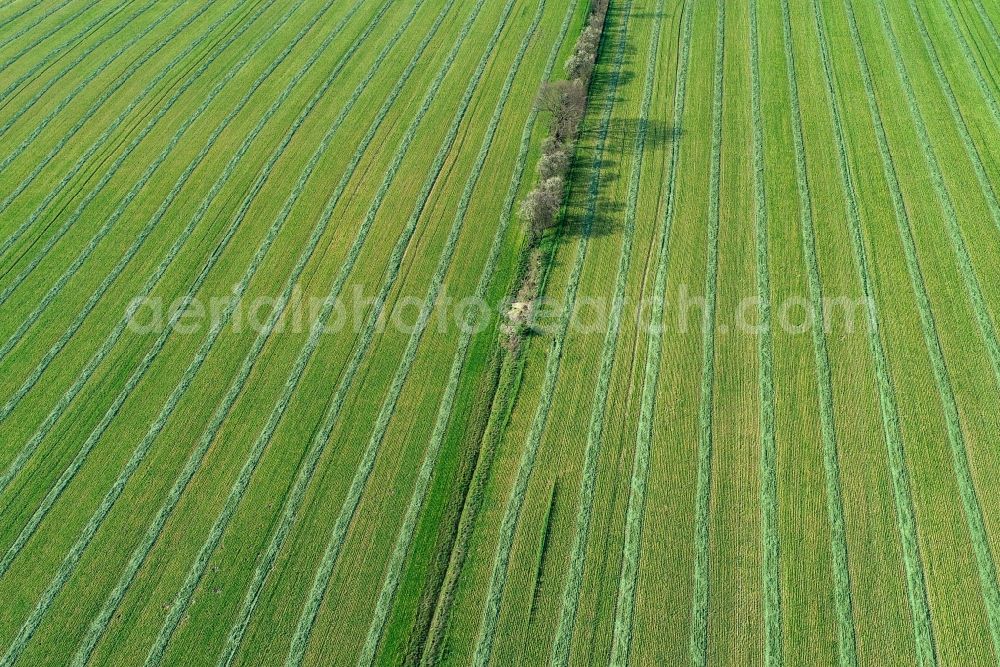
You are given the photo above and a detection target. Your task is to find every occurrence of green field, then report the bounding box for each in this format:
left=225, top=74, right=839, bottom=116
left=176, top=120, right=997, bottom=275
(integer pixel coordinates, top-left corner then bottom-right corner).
left=1, top=0, right=999, bottom=664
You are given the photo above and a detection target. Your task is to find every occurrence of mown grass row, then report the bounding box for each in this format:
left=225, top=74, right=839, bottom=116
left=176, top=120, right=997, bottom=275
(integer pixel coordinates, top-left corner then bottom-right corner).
left=470, top=2, right=634, bottom=663
left=282, top=3, right=527, bottom=664
left=65, top=6, right=457, bottom=664
left=0, top=0, right=256, bottom=253
left=811, top=0, right=933, bottom=663
left=935, top=0, right=1000, bottom=127
left=901, top=0, right=1000, bottom=234
left=549, top=0, right=663, bottom=662
left=0, top=0, right=203, bottom=154
left=610, top=0, right=694, bottom=663
left=871, top=0, right=1000, bottom=657
left=901, top=0, right=1000, bottom=373
left=66, top=0, right=491, bottom=660
left=415, top=2, right=580, bottom=660
left=840, top=0, right=948, bottom=661
left=690, top=0, right=724, bottom=662
left=0, top=0, right=48, bottom=37
left=780, top=0, right=860, bottom=662
left=0, top=0, right=136, bottom=106
left=211, top=2, right=471, bottom=663
left=0, top=5, right=375, bottom=657
left=0, top=0, right=174, bottom=148
left=350, top=2, right=547, bottom=661
left=0, top=0, right=80, bottom=65
left=748, top=0, right=781, bottom=662
left=0, top=1, right=206, bottom=364
left=963, top=0, right=1000, bottom=50
left=875, top=0, right=1000, bottom=389
left=150, top=11, right=488, bottom=665
left=0, top=0, right=344, bottom=311
left=0, top=0, right=293, bottom=494
left=0, top=0, right=374, bottom=582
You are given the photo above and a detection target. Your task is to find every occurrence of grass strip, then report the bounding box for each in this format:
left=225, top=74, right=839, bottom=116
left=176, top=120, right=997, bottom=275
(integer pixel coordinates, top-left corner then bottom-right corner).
left=690, top=0, right=724, bottom=662
left=549, top=0, right=663, bottom=662
left=469, top=1, right=634, bottom=663
left=353, top=3, right=547, bottom=662
left=609, top=0, right=693, bottom=662
left=780, top=0, right=859, bottom=662
left=0, top=0, right=257, bottom=254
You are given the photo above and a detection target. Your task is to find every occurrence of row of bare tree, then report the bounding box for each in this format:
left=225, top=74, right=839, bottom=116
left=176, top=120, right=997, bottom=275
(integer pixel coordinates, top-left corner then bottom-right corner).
left=520, top=0, right=610, bottom=238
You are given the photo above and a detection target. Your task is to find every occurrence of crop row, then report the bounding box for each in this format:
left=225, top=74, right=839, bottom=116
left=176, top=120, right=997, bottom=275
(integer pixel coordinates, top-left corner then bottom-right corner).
left=550, top=0, right=663, bottom=662
left=0, top=0, right=340, bottom=312
left=748, top=0, right=781, bottom=663
left=68, top=13, right=431, bottom=656
left=0, top=0, right=48, bottom=36
left=936, top=0, right=1000, bottom=128
left=0, top=0, right=256, bottom=254
left=610, top=0, right=694, bottom=663
left=347, top=3, right=548, bottom=662
left=964, top=0, right=1000, bottom=51
left=904, top=0, right=1000, bottom=233
left=0, top=0, right=373, bottom=659
left=0, top=0, right=135, bottom=106
left=0, top=0, right=195, bottom=157
left=53, top=0, right=489, bottom=661
left=809, top=1, right=931, bottom=665
left=0, top=0, right=179, bottom=192
left=690, top=0, right=725, bottom=662
left=891, top=0, right=1000, bottom=384
left=871, top=0, right=1000, bottom=656
left=471, top=1, right=635, bottom=663
left=0, top=0, right=294, bottom=494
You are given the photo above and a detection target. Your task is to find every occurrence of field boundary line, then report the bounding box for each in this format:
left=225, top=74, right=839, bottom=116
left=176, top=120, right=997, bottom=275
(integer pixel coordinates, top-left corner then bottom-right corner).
left=871, top=0, right=1000, bottom=656
left=690, top=0, right=724, bottom=661
left=469, top=1, right=635, bottom=663
left=550, top=0, right=664, bottom=662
